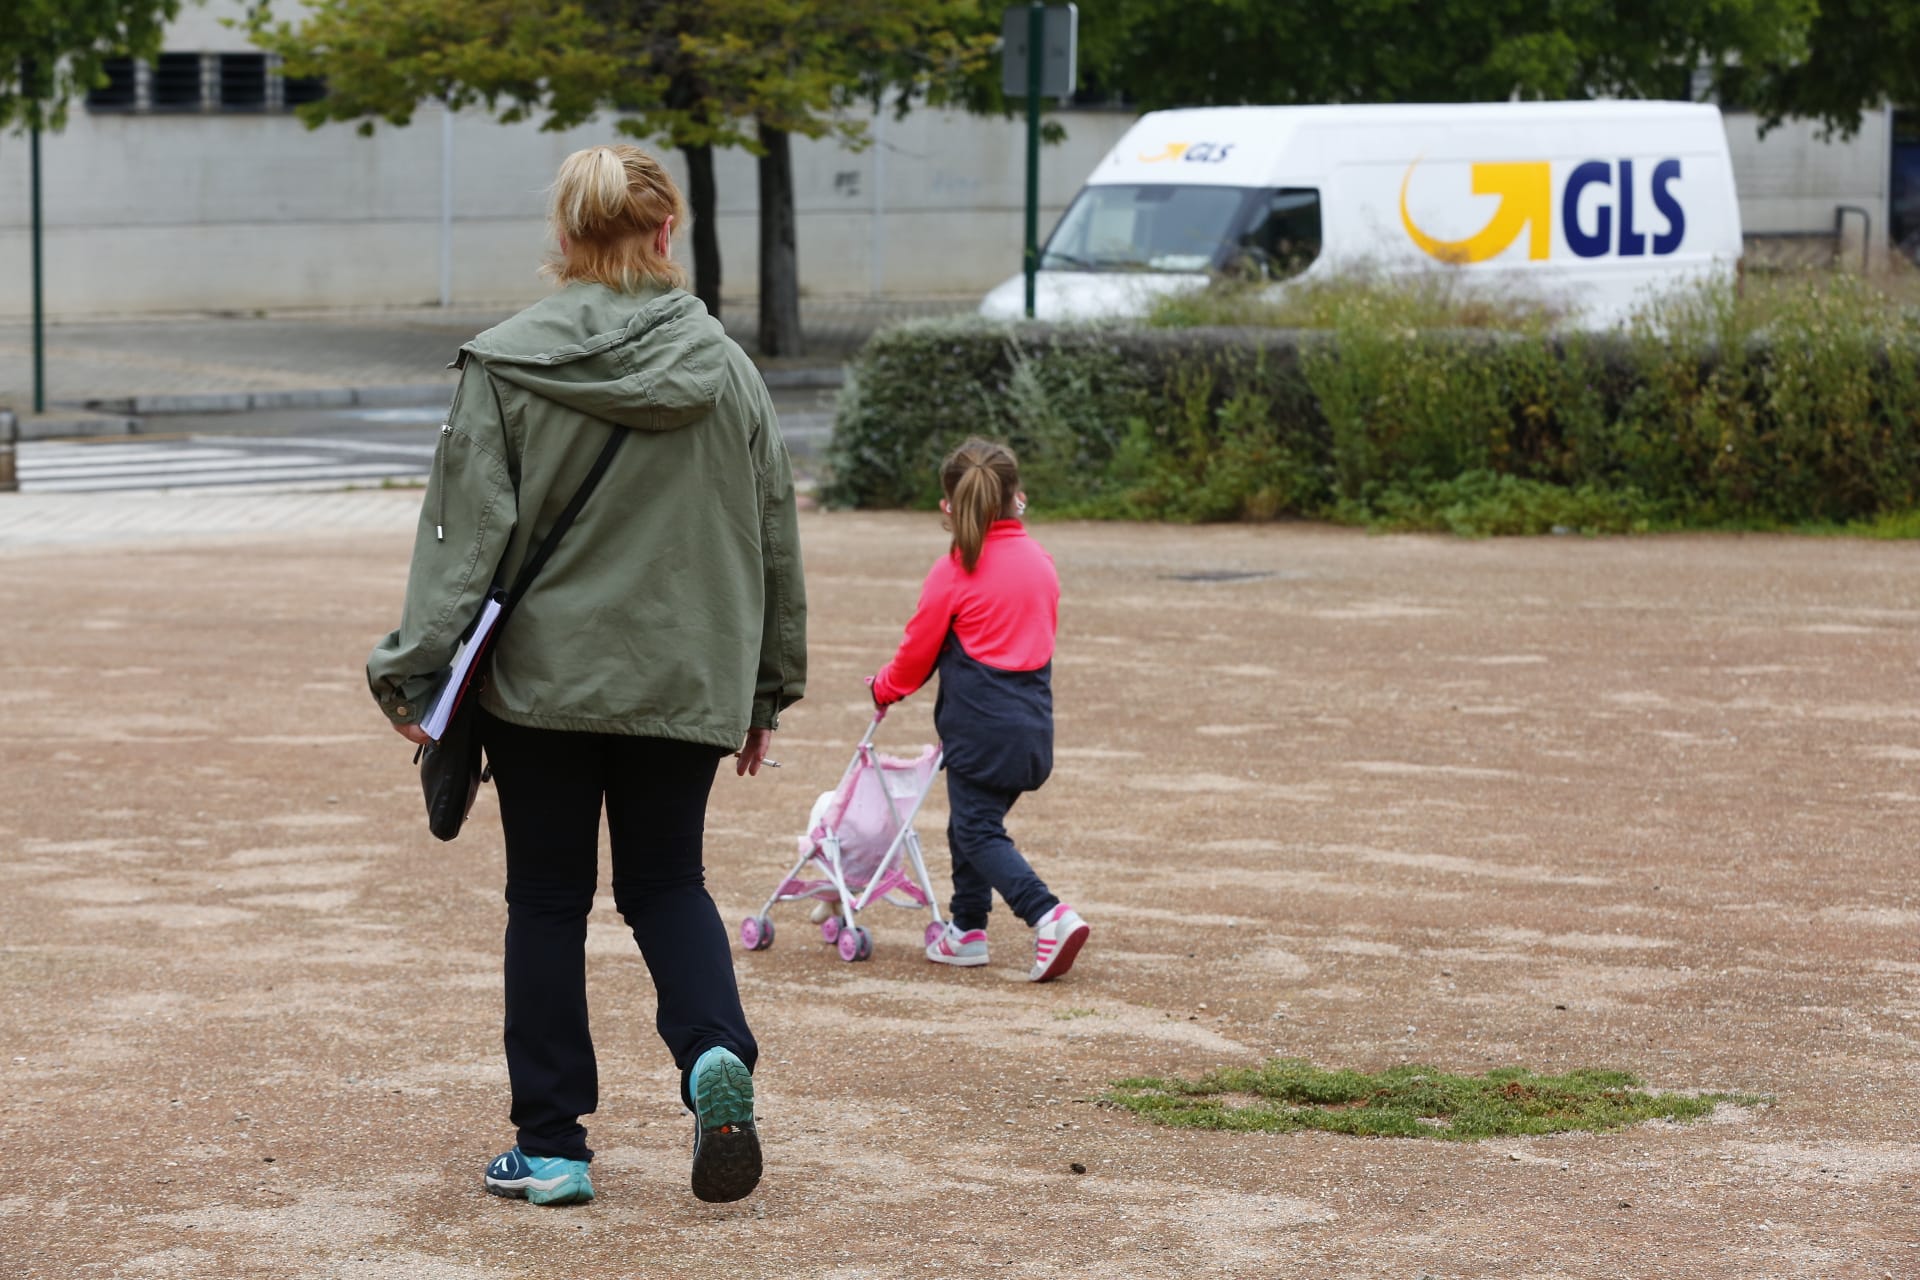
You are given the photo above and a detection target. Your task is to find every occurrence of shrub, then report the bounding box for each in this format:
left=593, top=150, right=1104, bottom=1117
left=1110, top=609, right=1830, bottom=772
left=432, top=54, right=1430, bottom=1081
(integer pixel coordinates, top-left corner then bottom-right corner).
left=824, top=274, right=1920, bottom=534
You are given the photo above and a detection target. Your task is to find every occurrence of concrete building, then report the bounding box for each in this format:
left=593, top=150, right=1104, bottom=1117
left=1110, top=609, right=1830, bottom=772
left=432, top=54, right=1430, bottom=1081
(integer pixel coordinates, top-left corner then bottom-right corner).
left=0, top=1, right=1901, bottom=319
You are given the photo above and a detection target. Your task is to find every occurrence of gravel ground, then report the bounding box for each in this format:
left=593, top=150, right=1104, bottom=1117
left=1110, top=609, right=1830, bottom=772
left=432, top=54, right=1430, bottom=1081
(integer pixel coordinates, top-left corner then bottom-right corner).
left=1, top=498, right=1916, bottom=1279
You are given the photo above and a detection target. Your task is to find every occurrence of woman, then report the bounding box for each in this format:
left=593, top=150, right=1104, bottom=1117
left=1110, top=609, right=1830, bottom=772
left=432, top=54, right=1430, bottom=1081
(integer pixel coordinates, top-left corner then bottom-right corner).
left=366, top=144, right=806, bottom=1207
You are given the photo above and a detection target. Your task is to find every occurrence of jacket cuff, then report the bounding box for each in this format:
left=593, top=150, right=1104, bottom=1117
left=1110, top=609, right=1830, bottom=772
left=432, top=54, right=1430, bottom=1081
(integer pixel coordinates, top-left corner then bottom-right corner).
left=750, top=700, right=780, bottom=731
left=378, top=695, right=421, bottom=726
left=373, top=675, right=435, bottom=726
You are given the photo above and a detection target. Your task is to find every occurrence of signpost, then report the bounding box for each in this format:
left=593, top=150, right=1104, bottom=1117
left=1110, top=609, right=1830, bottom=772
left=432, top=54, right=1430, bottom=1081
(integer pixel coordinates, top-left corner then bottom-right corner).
left=18, top=57, right=46, bottom=414
left=30, top=115, right=44, bottom=414
left=1001, top=4, right=1077, bottom=319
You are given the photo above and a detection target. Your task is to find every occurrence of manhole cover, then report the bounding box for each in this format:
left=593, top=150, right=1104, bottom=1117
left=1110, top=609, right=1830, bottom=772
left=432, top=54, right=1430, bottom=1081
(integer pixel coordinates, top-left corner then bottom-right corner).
left=1160, top=570, right=1279, bottom=583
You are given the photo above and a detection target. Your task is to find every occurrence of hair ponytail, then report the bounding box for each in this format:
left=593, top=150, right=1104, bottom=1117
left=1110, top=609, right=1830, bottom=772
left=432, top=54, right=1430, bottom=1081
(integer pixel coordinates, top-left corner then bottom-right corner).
left=554, top=146, right=632, bottom=241
left=940, top=438, right=1023, bottom=573
left=544, top=143, right=689, bottom=293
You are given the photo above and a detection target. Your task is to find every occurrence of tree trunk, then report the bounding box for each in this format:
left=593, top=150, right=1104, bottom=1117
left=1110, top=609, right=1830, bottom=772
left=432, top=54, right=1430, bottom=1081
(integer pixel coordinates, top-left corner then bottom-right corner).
left=681, top=142, right=721, bottom=318
left=756, top=124, right=803, bottom=358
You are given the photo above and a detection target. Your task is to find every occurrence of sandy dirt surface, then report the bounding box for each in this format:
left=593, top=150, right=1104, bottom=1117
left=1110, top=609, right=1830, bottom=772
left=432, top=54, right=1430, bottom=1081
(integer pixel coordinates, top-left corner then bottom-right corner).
left=2, top=498, right=1916, bottom=1279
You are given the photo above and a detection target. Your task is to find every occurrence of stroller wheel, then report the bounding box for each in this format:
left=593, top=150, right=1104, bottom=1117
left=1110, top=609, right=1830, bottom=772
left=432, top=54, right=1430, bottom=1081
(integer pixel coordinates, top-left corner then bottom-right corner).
left=836, top=925, right=870, bottom=962
left=924, top=920, right=947, bottom=949
left=820, top=915, right=842, bottom=944
left=740, top=915, right=774, bottom=951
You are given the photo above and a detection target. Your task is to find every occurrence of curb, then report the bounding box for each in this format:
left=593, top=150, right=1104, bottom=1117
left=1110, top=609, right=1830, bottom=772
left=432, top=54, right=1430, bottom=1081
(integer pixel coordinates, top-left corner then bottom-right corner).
left=15, top=410, right=145, bottom=442
left=66, top=363, right=843, bottom=419
left=82, top=382, right=456, bottom=417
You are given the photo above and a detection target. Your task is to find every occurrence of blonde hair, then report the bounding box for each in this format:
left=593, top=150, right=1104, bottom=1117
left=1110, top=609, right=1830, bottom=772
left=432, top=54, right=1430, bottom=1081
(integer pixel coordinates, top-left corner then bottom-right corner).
left=543, top=144, right=688, bottom=292
left=941, top=438, right=1022, bottom=573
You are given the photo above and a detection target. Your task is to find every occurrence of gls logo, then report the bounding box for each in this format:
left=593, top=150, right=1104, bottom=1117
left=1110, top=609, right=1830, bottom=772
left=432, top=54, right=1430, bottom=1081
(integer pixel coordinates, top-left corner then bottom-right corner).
left=1137, top=141, right=1237, bottom=164
left=1399, top=159, right=1687, bottom=264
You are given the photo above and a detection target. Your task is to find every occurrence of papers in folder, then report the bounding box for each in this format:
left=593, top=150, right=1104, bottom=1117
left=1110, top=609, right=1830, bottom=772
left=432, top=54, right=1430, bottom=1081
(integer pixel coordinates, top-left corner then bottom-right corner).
left=421, top=595, right=503, bottom=741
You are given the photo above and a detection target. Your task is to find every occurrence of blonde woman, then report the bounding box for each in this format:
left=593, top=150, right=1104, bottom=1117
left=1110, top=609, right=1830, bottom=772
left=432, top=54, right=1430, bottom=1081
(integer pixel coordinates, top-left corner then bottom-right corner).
left=368, top=144, right=806, bottom=1206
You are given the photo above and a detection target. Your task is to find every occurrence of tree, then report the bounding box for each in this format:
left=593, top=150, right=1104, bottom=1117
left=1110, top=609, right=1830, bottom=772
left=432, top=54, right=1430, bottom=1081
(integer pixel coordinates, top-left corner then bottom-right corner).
left=1743, top=0, right=1920, bottom=137
left=1, top=0, right=181, bottom=132
left=1073, top=0, right=1816, bottom=112
left=252, top=0, right=994, bottom=355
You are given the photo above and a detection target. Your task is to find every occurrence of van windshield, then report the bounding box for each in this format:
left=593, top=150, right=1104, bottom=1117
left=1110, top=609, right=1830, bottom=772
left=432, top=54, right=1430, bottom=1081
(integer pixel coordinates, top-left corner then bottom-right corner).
left=1041, top=184, right=1322, bottom=277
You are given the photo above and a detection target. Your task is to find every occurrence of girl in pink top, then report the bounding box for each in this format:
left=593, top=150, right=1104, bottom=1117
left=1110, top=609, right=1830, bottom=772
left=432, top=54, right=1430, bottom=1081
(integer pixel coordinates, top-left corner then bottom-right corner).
left=870, top=438, right=1090, bottom=981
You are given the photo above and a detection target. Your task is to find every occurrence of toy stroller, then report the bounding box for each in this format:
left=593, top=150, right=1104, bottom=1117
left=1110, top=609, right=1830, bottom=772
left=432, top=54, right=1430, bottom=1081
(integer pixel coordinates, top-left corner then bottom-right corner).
left=739, top=707, right=947, bottom=962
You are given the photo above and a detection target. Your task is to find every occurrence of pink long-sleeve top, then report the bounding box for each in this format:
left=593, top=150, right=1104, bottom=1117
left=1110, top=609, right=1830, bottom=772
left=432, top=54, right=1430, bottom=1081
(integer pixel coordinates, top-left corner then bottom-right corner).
left=871, top=520, right=1059, bottom=705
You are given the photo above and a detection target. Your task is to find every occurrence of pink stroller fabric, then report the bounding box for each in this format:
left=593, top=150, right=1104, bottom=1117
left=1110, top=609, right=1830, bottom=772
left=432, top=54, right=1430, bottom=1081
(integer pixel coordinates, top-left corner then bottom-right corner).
left=799, top=744, right=941, bottom=891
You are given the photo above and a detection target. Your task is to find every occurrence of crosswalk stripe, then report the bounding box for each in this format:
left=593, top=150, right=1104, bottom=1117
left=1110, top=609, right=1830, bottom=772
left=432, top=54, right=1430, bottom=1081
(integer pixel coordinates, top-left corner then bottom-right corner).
left=22, top=453, right=337, bottom=480
left=27, top=463, right=428, bottom=494
left=227, top=436, right=441, bottom=457
left=21, top=444, right=249, bottom=465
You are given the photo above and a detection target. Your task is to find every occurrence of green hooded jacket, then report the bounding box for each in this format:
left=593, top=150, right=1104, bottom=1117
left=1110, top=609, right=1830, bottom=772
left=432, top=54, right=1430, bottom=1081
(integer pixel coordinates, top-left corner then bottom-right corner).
left=367, top=283, right=807, bottom=749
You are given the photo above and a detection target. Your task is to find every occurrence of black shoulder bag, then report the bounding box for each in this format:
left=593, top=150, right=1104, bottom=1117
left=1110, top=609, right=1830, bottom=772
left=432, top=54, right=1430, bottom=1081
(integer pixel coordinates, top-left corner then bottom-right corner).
left=419, top=426, right=627, bottom=841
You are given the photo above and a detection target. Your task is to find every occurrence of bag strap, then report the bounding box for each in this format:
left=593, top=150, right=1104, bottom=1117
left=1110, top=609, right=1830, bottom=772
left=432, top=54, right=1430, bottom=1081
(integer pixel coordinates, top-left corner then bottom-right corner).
left=501, top=426, right=627, bottom=620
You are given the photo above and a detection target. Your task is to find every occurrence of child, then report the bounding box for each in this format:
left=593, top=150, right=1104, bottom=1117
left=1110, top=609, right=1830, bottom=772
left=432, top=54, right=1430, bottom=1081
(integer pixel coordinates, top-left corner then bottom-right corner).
left=869, top=438, right=1090, bottom=982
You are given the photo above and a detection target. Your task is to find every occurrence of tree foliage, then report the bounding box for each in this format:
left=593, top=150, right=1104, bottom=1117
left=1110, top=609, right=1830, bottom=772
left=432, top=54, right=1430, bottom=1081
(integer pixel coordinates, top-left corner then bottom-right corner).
left=253, top=0, right=994, bottom=149
left=1073, top=0, right=1819, bottom=111
left=1, top=0, right=181, bottom=133
left=1745, top=0, right=1920, bottom=136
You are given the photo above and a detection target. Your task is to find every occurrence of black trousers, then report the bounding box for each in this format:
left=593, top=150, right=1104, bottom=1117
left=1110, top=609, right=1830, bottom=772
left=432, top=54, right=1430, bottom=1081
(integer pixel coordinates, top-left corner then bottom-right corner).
left=481, top=712, right=758, bottom=1163
left=945, top=768, right=1059, bottom=932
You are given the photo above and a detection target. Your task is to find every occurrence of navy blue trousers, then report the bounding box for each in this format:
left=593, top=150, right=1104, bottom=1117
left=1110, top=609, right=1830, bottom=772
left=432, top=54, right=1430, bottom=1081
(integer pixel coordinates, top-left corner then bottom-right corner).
left=944, top=768, right=1059, bottom=932
left=482, top=712, right=757, bottom=1163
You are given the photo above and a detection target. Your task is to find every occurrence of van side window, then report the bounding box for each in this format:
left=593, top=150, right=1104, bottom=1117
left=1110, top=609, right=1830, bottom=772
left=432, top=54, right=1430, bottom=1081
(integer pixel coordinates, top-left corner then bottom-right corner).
left=1237, top=188, right=1322, bottom=280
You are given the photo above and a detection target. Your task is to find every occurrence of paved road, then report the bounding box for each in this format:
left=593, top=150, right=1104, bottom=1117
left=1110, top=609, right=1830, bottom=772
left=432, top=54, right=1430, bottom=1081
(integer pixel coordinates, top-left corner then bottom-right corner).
left=13, top=389, right=836, bottom=495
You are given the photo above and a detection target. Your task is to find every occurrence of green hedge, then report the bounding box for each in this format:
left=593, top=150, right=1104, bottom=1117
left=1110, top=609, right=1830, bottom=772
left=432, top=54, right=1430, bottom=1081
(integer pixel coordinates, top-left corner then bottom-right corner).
left=822, top=279, right=1920, bottom=534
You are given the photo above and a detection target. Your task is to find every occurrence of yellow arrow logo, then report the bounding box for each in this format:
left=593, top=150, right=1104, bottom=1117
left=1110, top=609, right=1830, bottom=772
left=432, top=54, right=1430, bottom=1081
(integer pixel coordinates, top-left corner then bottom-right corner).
left=1138, top=141, right=1189, bottom=164
left=1399, top=161, right=1551, bottom=264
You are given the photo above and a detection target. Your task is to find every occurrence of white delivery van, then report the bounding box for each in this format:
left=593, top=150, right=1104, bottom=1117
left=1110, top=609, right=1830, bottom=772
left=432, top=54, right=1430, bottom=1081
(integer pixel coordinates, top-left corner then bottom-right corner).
left=979, top=102, right=1742, bottom=327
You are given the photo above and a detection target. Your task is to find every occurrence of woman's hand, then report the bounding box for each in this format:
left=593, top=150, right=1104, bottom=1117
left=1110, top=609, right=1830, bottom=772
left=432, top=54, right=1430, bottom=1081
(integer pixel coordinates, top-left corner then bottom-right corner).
left=393, top=720, right=432, bottom=747
left=736, top=727, right=774, bottom=777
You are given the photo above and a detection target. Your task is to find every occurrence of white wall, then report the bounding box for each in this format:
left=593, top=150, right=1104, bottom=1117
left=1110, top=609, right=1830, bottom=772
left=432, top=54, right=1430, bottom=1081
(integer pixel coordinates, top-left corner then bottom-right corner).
left=1723, top=107, right=1891, bottom=268
left=0, top=102, right=1132, bottom=319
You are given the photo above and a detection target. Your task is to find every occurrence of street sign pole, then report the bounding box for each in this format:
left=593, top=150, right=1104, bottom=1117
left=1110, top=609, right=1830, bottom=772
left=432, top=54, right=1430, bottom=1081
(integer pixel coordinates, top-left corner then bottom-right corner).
left=30, top=118, right=45, bottom=414
left=1023, top=0, right=1042, bottom=319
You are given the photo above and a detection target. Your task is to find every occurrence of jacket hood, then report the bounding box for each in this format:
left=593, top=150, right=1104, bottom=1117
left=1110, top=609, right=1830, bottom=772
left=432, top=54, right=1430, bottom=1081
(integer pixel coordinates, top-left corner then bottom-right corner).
left=461, top=283, right=728, bottom=432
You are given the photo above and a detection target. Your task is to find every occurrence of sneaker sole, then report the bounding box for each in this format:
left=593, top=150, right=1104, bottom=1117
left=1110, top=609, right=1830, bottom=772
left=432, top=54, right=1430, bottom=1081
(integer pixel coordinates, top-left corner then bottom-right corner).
left=1031, top=921, right=1090, bottom=982
left=485, top=1174, right=594, bottom=1206
left=925, top=945, right=989, bottom=967
left=691, top=1051, right=762, bottom=1203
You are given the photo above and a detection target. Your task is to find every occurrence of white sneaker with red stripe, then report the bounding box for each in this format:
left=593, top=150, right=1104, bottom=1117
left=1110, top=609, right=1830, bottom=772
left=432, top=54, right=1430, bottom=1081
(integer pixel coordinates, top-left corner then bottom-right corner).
left=926, top=922, right=989, bottom=967
left=1029, top=903, right=1089, bottom=982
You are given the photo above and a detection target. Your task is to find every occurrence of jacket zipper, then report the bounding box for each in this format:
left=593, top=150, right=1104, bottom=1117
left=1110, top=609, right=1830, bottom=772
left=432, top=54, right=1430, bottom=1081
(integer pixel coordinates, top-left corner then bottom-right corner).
left=435, top=424, right=450, bottom=541
left=436, top=355, right=473, bottom=542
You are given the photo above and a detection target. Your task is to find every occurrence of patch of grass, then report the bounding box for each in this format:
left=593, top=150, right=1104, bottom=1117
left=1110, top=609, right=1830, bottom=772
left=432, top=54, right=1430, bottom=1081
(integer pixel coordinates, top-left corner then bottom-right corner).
left=1054, top=1007, right=1099, bottom=1021
left=1793, top=507, right=1920, bottom=539
left=1106, top=1058, right=1761, bottom=1140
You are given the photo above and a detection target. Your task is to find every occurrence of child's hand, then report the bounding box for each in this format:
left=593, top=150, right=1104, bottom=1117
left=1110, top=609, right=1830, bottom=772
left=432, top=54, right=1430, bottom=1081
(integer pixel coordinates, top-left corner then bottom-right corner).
left=865, top=675, right=885, bottom=710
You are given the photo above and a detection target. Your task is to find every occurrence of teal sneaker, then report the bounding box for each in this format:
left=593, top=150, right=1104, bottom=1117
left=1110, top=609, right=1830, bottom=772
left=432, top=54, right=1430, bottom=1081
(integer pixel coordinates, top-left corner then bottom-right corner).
left=688, top=1046, right=762, bottom=1202
left=484, top=1146, right=594, bottom=1206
